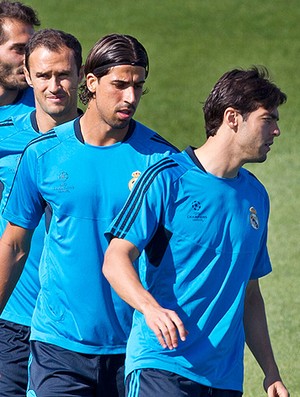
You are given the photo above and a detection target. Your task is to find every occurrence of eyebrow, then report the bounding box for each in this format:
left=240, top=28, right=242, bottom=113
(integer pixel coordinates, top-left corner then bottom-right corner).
left=11, top=43, right=26, bottom=49
left=263, top=111, right=279, bottom=121
left=112, top=78, right=145, bottom=84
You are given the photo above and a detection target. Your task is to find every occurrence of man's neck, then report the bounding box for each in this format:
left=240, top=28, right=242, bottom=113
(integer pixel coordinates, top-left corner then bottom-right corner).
left=79, top=109, right=130, bottom=146
left=194, top=137, right=241, bottom=179
left=0, top=87, right=21, bottom=107
left=36, top=108, right=80, bottom=133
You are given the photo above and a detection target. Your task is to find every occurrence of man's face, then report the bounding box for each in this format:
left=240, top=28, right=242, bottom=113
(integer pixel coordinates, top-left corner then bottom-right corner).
left=24, top=46, right=81, bottom=120
left=87, top=64, right=146, bottom=133
left=238, top=106, right=281, bottom=163
left=0, top=18, right=34, bottom=90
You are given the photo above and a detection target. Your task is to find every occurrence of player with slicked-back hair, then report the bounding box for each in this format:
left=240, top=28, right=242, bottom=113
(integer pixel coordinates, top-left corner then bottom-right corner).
left=79, top=33, right=149, bottom=105
left=0, top=1, right=40, bottom=119
left=0, top=33, right=178, bottom=397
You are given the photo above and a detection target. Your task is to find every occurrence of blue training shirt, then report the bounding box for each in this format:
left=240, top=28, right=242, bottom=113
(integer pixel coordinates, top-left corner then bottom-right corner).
left=0, top=88, right=35, bottom=121
left=0, top=111, right=44, bottom=326
left=105, top=147, right=272, bottom=392
left=2, top=117, right=178, bottom=354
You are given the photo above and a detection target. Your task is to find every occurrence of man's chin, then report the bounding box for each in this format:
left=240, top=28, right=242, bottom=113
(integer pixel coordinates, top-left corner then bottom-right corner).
left=16, top=79, right=30, bottom=90
left=0, top=79, right=29, bottom=91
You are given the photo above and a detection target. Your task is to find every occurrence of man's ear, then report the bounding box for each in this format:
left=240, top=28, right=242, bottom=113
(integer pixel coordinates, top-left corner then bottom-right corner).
left=224, top=107, right=240, bottom=130
left=86, top=73, right=98, bottom=94
left=23, top=64, right=33, bottom=87
left=78, top=65, right=84, bottom=84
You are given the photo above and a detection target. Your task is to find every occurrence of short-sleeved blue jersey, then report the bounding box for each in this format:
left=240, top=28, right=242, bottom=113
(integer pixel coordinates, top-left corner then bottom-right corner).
left=2, top=117, right=178, bottom=354
left=106, top=147, right=272, bottom=392
left=0, top=111, right=43, bottom=326
left=0, top=88, right=35, bottom=121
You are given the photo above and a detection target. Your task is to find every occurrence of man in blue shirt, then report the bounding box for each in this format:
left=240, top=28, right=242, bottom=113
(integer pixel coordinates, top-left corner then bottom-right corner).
left=0, top=28, right=83, bottom=396
left=103, top=67, right=289, bottom=397
left=0, top=1, right=40, bottom=119
left=0, top=33, right=177, bottom=397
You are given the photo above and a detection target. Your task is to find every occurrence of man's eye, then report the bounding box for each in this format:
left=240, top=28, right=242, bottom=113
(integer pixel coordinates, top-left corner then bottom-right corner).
left=14, top=46, right=25, bottom=55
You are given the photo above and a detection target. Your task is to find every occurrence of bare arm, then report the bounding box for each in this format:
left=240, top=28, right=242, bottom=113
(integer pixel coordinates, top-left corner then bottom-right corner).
left=0, top=222, right=33, bottom=313
left=103, top=238, right=188, bottom=350
left=244, top=279, right=289, bottom=397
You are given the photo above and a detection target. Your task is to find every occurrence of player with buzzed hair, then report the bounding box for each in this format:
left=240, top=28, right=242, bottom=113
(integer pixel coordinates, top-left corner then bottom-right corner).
left=0, top=28, right=83, bottom=396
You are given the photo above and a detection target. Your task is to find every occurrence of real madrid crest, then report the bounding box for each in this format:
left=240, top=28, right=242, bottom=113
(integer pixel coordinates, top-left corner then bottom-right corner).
left=249, top=206, right=259, bottom=230
left=128, top=170, right=141, bottom=191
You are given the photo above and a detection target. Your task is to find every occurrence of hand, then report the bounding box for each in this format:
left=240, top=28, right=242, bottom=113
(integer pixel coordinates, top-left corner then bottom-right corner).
left=143, top=304, right=188, bottom=350
left=264, top=379, right=290, bottom=397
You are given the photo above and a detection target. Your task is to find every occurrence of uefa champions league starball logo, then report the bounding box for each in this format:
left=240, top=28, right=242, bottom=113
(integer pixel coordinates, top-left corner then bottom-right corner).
left=192, top=200, right=202, bottom=211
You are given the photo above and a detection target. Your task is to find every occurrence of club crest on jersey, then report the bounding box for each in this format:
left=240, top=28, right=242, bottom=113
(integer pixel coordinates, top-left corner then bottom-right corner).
left=249, top=206, right=259, bottom=230
left=128, top=171, right=141, bottom=191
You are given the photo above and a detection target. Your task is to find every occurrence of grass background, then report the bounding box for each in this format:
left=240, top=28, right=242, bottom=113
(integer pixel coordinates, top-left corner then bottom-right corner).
left=24, top=0, right=299, bottom=394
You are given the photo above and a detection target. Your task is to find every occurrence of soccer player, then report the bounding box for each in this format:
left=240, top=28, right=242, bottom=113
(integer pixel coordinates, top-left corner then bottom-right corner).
left=0, top=33, right=178, bottom=397
left=0, top=1, right=40, bottom=120
left=0, top=28, right=83, bottom=396
left=103, top=67, right=290, bottom=397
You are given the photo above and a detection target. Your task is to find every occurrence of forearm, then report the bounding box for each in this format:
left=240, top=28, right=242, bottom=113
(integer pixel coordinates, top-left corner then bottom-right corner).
left=244, top=280, right=286, bottom=392
left=103, top=238, right=188, bottom=349
left=103, top=238, right=160, bottom=313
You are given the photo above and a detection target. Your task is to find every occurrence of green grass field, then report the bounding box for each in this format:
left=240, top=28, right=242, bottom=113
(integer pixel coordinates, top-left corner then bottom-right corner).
left=25, top=0, right=299, bottom=394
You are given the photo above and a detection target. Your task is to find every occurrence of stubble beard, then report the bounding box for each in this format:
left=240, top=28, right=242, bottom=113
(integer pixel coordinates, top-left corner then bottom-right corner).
left=0, top=63, right=28, bottom=91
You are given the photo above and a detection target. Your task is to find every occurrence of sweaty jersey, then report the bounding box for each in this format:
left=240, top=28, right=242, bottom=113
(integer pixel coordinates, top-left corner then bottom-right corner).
left=3, top=117, right=178, bottom=354
left=0, top=111, right=44, bottom=326
left=0, top=88, right=35, bottom=121
left=106, top=147, right=272, bottom=392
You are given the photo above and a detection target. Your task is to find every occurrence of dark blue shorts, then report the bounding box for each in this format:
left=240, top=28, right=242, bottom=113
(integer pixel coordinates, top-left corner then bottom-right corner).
left=0, top=319, right=31, bottom=397
left=27, top=340, right=125, bottom=397
left=126, top=369, right=243, bottom=397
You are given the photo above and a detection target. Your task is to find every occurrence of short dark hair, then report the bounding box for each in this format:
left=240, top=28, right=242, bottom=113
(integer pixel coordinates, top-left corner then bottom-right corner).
left=203, top=66, right=287, bottom=138
left=79, top=33, right=149, bottom=105
left=0, top=1, right=40, bottom=44
left=25, top=28, right=82, bottom=75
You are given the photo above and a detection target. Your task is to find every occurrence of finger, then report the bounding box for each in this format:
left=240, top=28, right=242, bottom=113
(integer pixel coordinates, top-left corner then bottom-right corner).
left=159, top=315, right=187, bottom=350
left=153, top=321, right=177, bottom=350
left=165, top=312, right=188, bottom=344
left=152, top=325, right=167, bottom=349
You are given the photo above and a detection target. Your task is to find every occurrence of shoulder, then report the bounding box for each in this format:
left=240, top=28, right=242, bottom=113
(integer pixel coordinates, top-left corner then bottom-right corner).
left=24, top=117, right=78, bottom=158
left=22, top=129, right=58, bottom=159
left=240, top=168, right=269, bottom=199
left=136, top=151, right=190, bottom=189
left=0, top=117, right=15, bottom=143
left=0, top=112, right=33, bottom=145
left=130, top=120, right=179, bottom=154
left=0, top=117, right=14, bottom=129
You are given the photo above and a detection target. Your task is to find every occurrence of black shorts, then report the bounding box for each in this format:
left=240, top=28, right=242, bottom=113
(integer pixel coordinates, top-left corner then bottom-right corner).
left=27, top=340, right=125, bottom=397
left=0, top=318, right=31, bottom=397
left=126, top=369, right=243, bottom=397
